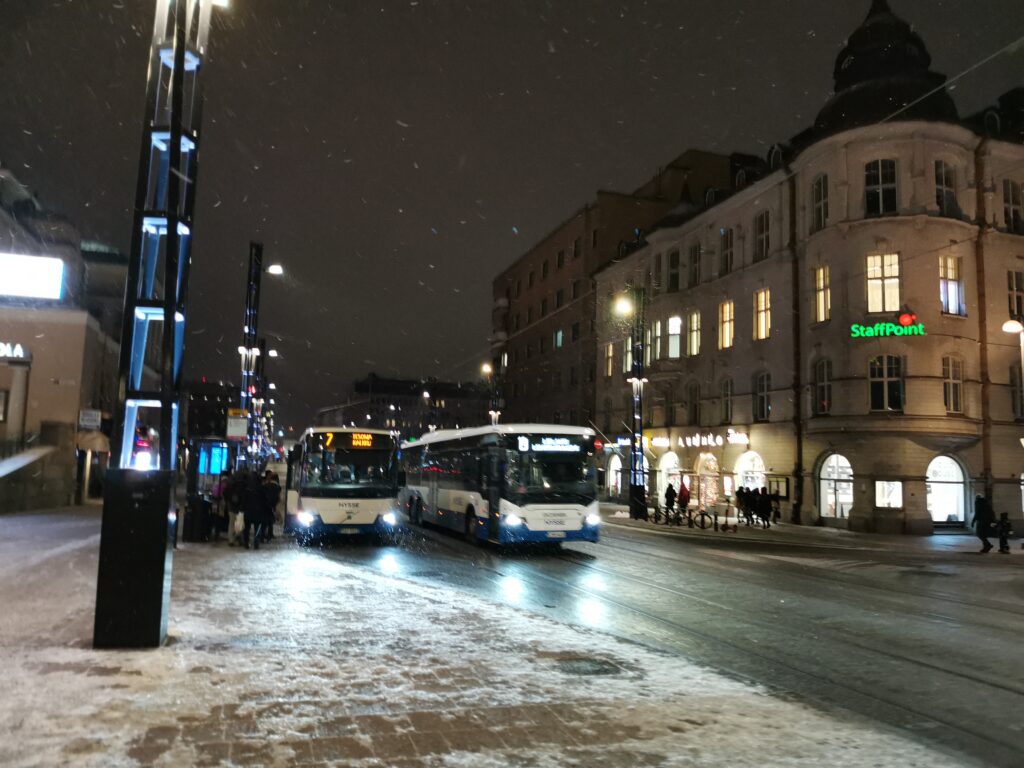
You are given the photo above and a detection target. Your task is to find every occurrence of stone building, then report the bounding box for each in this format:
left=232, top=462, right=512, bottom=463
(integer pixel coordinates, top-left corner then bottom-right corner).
left=491, top=150, right=762, bottom=427
left=594, top=0, right=1024, bottom=533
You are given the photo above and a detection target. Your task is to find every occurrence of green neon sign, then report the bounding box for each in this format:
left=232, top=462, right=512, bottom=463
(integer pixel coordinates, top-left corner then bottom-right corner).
left=850, top=322, right=926, bottom=338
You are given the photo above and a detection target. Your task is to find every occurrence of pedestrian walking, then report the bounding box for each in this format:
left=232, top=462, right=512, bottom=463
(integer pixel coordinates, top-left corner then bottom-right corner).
left=996, top=512, right=1013, bottom=554
left=972, top=494, right=995, bottom=553
left=664, top=483, right=677, bottom=526
left=756, top=487, right=772, bottom=529
left=676, top=481, right=690, bottom=526
left=209, top=471, right=229, bottom=541
left=225, top=470, right=248, bottom=546
left=242, top=473, right=269, bottom=550
left=262, top=471, right=281, bottom=542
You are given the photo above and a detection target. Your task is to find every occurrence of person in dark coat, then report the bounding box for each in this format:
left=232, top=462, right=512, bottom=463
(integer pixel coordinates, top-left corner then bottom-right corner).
left=262, top=471, right=281, bottom=542
left=242, top=473, right=270, bottom=550
left=757, top=487, right=772, bottom=529
left=996, top=512, right=1013, bottom=554
left=972, top=494, right=995, bottom=553
left=664, top=483, right=677, bottom=525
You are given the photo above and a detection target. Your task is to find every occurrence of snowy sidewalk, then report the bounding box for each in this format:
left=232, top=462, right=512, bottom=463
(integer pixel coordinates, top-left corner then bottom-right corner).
left=598, top=503, right=997, bottom=554
left=0, top=507, right=981, bottom=767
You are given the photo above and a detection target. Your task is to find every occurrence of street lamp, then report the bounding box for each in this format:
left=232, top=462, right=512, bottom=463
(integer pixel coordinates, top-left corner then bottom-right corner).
left=266, top=263, right=284, bottom=276
left=614, top=285, right=648, bottom=521
left=95, top=0, right=227, bottom=650
left=481, top=362, right=501, bottom=425
left=1004, top=318, right=1024, bottom=426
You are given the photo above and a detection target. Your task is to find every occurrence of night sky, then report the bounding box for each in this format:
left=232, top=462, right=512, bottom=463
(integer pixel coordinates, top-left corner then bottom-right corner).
left=1, top=0, right=1020, bottom=431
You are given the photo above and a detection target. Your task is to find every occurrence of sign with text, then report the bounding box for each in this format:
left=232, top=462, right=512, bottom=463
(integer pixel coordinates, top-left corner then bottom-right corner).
left=0, top=341, right=30, bottom=361
left=78, top=409, right=102, bottom=430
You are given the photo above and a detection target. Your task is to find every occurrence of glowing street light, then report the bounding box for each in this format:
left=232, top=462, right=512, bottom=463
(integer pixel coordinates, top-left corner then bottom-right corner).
left=266, top=263, right=284, bottom=276
left=268, top=349, right=279, bottom=358
left=613, top=295, right=635, bottom=317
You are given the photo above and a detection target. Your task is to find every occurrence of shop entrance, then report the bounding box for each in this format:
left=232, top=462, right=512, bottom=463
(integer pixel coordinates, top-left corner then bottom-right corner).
left=926, top=455, right=967, bottom=527
left=694, top=453, right=721, bottom=511
left=607, top=454, right=623, bottom=498
left=734, top=450, right=766, bottom=492
left=818, top=453, right=854, bottom=519
left=657, top=451, right=681, bottom=504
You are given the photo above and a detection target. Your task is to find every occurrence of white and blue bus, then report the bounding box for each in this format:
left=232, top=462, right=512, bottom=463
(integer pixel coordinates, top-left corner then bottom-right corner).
left=398, top=424, right=601, bottom=546
left=285, top=427, right=401, bottom=542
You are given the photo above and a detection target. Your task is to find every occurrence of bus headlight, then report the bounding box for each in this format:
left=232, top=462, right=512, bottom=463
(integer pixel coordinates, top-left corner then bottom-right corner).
left=382, top=512, right=398, bottom=526
left=585, top=513, right=601, bottom=526
left=505, top=513, right=524, bottom=527
left=297, top=511, right=315, bottom=527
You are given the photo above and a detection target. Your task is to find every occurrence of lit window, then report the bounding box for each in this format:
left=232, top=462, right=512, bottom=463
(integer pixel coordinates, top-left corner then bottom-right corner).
left=687, top=310, right=701, bottom=357
left=753, top=289, right=771, bottom=340
left=942, top=356, right=963, bottom=414
left=869, top=354, right=904, bottom=412
left=604, top=343, right=614, bottom=378
left=1004, top=179, right=1023, bottom=234
left=652, top=320, right=663, bottom=360
left=811, top=174, right=829, bottom=233
left=667, top=315, right=682, bottom=358
left=754, top=210, right=770, bottom=262
left=814, top=265, right=830, bottom=323
left=719, top=301, right=734, bottom=349
left=814, top=359, right=832, bottom=415
left=935, top=161, right=958, bottom=217
left=553, top=329, right=564, bottom=348
left=939, top=255, right=965, bottom=316
left=865, top=159, right=898, bottom=216
left=720, top=378, right=733, bottom=424
left=866, top=254, right=900, bottom=313
left=753, top=371, right=771, bottom=422
left=875, top=480, right=903, bottom=509
left=719, top=228, right=734, bottom=276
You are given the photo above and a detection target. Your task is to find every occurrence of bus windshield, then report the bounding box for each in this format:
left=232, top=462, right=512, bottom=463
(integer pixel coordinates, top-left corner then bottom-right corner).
left=505, top=434, right=596, bottom=505
left=301, top=447, right=397, bottom=498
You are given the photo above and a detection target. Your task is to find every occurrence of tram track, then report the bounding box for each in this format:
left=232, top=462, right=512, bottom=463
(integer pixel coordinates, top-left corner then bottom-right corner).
left=371, top=525, right=1024, bottom=766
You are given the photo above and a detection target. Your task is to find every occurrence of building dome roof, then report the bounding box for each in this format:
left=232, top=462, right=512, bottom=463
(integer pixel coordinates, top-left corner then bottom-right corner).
left=814, top=0, right=958, bottom=135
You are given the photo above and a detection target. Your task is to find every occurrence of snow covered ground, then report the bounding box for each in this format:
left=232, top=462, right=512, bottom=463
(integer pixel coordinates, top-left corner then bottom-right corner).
left=0, top=510, right=983, bottom=767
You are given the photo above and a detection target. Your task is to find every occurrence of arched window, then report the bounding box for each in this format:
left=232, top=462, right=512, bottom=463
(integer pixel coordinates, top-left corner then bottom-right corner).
left=813, top=359, right=832, bottom=415
left=926, top=456, right=966, bottom=525
left=818, top=454, right=854, bottom=518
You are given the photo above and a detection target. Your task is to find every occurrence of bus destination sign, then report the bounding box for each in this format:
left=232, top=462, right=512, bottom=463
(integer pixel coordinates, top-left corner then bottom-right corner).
left=351, top=432, right=374, bottom=448
left=526, top=436, right=581, bottom=453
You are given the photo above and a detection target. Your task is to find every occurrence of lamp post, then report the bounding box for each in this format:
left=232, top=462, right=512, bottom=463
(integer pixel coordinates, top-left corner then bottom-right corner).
left=1004, top=319, right=1024, bottom=438
left=481, top=362, right=500, bottom=425
left=614, top=286, right=648, bottom=521
left=94, top=0, right=226, bottom=649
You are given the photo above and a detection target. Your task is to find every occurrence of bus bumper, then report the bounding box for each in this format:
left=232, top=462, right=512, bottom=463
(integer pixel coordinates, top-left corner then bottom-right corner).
left=293, top=512, right=400, bottom=537
left=498, top=524, right=599, bottom=545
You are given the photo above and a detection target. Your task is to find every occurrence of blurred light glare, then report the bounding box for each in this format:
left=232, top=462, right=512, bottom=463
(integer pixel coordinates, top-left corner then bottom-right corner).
left=378, top=553, right=400, bottom=574
left=0, top=253, right=64, bottom=299
left=266, top=263, right=284, bottom=275
left=1002, top=319, right=1024, bottom=334
left=613, top=295, right=634, bottom=317
left=268, top=349, right=279, bottom=357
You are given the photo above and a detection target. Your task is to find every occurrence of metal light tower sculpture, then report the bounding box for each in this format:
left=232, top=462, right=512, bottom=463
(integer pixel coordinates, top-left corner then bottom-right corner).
left=94, top=0, right=223, bottom=649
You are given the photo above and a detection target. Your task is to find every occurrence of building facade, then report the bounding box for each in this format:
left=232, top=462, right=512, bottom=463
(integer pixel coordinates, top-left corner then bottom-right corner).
left=491, top=151, right=761, bottom=427
left=594, top=1, right=1024, bottom=534
left=316, top=373, right=489, bottom=441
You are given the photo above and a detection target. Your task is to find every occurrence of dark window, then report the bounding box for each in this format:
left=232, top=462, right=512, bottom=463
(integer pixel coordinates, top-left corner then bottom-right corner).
left=686, top=381, right=700, bottom=425
left=688, top=244, right=701, bottom=287
left=753, top=372, right=771, bottom=421
left=754, top=211, right=770, bottom=262
left=1005, top=180, right=1024, bottom=234
left=528, top=271, right=535, bottom=288
left=811, top=174, right=828, bottom=233
left=557, top=250, right=565, bottom=269
left=571, top=322, right=580, bottom=341
left=555, top=289, right=564, bottom=308
left=869, top=355, right=904, bottom=412
left=515, top=280, right=522, bottom=298
left=542, top=260, right=549, bottom=279
left=720, top=379, right=732, bottom=424
left=942, top=356, right=963, bottom=414
left=935, top=161, right=959, bottom=217
left=592, top=230, right=598, bottom=248
left=1009, top=270, right=1024, bottom=318
left=540, top=298, right=548, bottom=316
left=573, top=237, right=581, bottom=259
left=719, top=229, right=733, bottom=276
left=667, top=251, right=680, bottom=292
left=865, top=159, right=898, bottom=216
left=814, top=359, right=832, bottom=415
left=572, top=279, right=581, bottom=300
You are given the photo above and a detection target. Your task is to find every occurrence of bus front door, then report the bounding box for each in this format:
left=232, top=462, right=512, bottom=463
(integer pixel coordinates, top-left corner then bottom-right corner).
left=485, top=449, right=503, bottom=542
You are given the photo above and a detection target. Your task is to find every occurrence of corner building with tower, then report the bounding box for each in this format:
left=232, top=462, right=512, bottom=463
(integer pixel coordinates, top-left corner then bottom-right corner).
left=592, top=1, right=1024, bottom=533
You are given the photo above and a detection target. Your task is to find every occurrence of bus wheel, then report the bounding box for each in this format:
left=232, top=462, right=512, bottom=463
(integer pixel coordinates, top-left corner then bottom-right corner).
left=465, top=511, right=479, bottom=545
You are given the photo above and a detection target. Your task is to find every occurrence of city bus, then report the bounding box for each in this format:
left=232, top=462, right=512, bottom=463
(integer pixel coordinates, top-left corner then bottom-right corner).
left=285, top=426, right=401, bottom=543
left=399, top=424, right=601, bottom=546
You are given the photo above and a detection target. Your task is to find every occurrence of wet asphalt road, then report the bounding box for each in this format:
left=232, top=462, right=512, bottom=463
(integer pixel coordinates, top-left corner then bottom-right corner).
left=312, top=522, right=1024, bottom=767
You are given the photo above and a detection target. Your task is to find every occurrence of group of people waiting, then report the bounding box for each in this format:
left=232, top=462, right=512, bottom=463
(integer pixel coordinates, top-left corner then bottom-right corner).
left=658, top=482, right=779, bottom=528
left=210, top=468, right=282, bottom=549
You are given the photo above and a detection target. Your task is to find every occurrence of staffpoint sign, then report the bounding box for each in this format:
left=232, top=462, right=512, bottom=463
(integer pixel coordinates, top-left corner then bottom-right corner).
left=850, top=322, right=926, bottom=338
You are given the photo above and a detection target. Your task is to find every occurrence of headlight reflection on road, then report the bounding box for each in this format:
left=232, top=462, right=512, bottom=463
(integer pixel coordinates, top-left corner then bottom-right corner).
left=576, top=597, right=608, bottom=628
left=580, top=573, right=607, bottom=592
left=378, top=553, right=400, bottom=575
left=499, top=575, right=525, bottom=605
